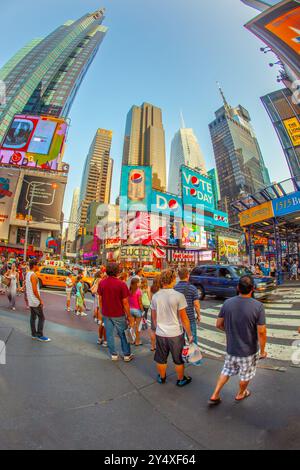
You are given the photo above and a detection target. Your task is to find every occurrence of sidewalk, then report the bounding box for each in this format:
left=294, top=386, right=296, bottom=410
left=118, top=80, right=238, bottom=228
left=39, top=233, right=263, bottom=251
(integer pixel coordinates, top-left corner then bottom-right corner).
left=0, top=308, right=299, bottom=450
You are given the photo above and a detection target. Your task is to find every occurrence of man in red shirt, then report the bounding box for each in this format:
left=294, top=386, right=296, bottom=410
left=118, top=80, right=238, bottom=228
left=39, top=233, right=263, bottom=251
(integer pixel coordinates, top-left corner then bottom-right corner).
left=98, top=263, right=134, bottom=361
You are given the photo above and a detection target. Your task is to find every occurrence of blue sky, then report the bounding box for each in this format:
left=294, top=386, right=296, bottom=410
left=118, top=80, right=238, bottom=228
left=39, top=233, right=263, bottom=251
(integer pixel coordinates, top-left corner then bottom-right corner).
left=1, top=0, right=290, bottom=220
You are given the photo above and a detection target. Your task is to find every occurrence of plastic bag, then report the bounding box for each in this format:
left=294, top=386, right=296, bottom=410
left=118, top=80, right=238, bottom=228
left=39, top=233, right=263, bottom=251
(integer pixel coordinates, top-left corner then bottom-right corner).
left=182, top=343, right=203, bottom=366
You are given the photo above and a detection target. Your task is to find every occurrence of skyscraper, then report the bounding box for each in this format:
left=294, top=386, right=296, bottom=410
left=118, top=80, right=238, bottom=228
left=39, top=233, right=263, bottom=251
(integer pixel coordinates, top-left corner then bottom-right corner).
left=241, top=0, right=281, bottom=11
left=168, top=127, right=207, bottom=195
left=68, top=187, right=80, bottom=244
left=79, top=129, right=113, bottom=227
left=122, top=102, right=167, bottom=191
left=209, top=86, right=270, bottom=227
left=0, top=8, right=108, bottom=141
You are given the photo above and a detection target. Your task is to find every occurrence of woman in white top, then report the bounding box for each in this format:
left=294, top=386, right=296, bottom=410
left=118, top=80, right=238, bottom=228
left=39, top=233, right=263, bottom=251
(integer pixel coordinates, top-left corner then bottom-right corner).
left=65, top=273, right=73, bottom=312
left=4, top=263, right=20, bottom=310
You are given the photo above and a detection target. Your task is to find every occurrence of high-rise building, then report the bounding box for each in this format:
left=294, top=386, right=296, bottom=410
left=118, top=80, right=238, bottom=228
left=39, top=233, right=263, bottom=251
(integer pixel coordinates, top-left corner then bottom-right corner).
left=209, top=86, right=270, bottom=227
left=79, top=129, right=113, bottom=227
left=122, top=102, right=167, bottom=191
left=168, top=127, right=207, bottom=195
left=261, top=88, right=300, bottom=178
left=68, top=187, right=80, bottom=244
left=0, top=8, right=108, bottom=142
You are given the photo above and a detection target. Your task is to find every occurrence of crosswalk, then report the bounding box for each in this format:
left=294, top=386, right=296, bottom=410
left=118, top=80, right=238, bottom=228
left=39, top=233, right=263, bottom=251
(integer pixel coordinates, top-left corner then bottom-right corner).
left=197, top=288, right=300, bottom=364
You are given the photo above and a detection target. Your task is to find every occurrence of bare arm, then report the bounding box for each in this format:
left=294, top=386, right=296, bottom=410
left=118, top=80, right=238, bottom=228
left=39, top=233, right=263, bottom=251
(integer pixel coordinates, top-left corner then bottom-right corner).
left=179, top=308, right=193, bottom=343
left=194, top=299, right=201, bottom=322
left=216, top=318, right=225, bottom=331
left=258, top=325, right=267, bottom=358
left=122, top=298, right=134, bottom=327
left=152, top=308, right=157, bottom=329
left=31, top=274, right=43, bottom=306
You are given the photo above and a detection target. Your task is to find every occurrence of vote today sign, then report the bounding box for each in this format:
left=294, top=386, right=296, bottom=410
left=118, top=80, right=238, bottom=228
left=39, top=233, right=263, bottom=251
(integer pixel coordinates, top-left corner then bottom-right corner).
left=181, top=166, right=215, bottom=211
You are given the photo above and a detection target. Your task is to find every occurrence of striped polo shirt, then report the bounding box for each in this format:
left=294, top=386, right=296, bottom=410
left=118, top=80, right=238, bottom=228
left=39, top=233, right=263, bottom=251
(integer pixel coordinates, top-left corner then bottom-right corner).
left=174, top=281, right=199, bottom=323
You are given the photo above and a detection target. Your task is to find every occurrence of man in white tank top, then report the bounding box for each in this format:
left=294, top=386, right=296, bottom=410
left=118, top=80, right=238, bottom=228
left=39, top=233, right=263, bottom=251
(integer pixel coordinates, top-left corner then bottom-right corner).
left=25, top=260, right=51, bottom=342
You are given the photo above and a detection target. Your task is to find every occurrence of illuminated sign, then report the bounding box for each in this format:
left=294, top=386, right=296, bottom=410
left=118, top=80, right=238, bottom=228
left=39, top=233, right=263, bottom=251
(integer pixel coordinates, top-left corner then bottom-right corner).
left=120, top=166, right=152, bottom=212
left=283, top=117, right=300, bottom=147
left=265, top=6, right=300, bottom=56
left=181, top=224, right=207, bottom=249
left=0, top=115, right=67, bottom=171
left=120, top=245, right=153, bottom=262
left=218, top=236, right=239, bottom=260
left=239, top=202, right=274, bottom=227
left=0, top=169, right=19, bottom=240
left=272, top=191, right=300, bottom=217
left=181, top=166, right=215, bottom=211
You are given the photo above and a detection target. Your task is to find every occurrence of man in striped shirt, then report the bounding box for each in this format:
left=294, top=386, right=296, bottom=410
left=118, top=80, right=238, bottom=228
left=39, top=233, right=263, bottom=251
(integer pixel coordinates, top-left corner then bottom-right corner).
left=175, top=268, right=201, bottom=344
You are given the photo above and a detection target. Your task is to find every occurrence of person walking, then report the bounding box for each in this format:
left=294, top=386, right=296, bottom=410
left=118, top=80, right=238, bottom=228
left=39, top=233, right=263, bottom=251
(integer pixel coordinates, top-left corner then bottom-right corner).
left=129, top=277, right=144, bottom=346
left=151, top=269, right=193, bottom=387
left=209, top=275, right=267, bottom=405
left=98, top=263, right=135, bottom=362
left=65, top=272, right=73, bottom=313
left=4, top=263, right=20, bottom=310
left=141, top=277, right=151, bottom=331
left=175, top=268, right=201, bottom=345
left=75, top=275, right=87, bottom=317
left=26, top=260, right=51, bottom=342
left=149, top=277, right=161, bottom=352
left=290, top=261, right=298, bottom=281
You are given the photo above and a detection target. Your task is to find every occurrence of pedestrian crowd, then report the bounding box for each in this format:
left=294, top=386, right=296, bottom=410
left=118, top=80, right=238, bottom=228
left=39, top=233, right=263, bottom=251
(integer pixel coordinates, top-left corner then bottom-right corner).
left=0, top=255, right=299, bottom=403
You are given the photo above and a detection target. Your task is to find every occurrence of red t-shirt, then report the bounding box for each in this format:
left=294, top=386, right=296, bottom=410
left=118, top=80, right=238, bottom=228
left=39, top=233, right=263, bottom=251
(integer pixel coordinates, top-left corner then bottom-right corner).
left=98, top=276, right=129, bottom=318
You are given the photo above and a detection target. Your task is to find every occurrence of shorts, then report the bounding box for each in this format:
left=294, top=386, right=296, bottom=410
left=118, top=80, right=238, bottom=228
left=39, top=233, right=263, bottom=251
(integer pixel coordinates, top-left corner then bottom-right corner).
left=221, top=353, right=259, bottom=382
left=66, top=290, right=72, bottom=301
left=76, top=295, right=84, bottom=308
left=154, top=334, right=185, bottom=366
left=130, top=308, right=143, bottom=318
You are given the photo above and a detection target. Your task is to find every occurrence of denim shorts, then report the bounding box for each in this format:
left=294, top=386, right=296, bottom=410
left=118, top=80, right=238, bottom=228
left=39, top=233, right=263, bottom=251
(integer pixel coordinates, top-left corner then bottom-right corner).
left=130, top=308, right=143, bottom=318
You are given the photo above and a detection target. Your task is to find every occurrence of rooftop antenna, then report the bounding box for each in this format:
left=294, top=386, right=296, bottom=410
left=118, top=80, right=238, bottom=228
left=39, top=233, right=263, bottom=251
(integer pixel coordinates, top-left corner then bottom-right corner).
left=180, top=109, right=186, bottom=129
left=217, top=81, right=231, bottom=114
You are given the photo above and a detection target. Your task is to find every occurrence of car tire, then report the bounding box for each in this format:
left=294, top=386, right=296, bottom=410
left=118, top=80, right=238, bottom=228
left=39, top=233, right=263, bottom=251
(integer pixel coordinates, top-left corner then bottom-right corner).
left=198, top=286, right=205, bottom=300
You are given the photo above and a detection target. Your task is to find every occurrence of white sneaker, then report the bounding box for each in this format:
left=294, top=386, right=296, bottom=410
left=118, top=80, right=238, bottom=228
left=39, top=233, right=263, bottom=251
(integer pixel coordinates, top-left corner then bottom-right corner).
left=102, top=341, right=108, bottom=348
left=81, top=312, right=88, bottom=317
left=97, top=339, right=102, bottom=345
left=111, top=354, right=119, bottom=361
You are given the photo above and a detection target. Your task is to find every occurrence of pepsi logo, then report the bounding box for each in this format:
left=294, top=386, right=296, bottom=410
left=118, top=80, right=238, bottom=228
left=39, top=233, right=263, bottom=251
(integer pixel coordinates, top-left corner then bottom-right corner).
left=131, top=172, right=143, bottom=184
left=10, top=152, right=22, bottom=164
left=190, top=188, right=197, bottom=197
left=191, top=176, right=200, bottom=187
left=168, top=199, right=179, bottom=210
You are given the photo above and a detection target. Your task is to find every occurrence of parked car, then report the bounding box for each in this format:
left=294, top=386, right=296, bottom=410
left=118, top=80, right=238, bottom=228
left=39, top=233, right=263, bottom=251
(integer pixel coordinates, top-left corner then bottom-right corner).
left=189, top=264, right=277, bottom=300
left=37, top=266, right=94, bottom=293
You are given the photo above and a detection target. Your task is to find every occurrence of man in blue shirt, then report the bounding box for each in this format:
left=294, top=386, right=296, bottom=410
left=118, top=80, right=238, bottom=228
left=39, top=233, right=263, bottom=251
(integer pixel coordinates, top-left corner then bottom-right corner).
left=175, top=268, right=201, bottom=344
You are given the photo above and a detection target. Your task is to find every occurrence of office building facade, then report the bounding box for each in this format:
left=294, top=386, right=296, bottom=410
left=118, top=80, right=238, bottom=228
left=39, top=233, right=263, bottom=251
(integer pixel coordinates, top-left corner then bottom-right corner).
left=122, top=102, right=167, bottom=191
left=0, top=8, right=108, bottom=142
left=79, top=129, right=113, bottom=227
left=209, top=90, right=270, bottom=226
left=261, top=88, right=300, bottom=178
left=67, top=187, right=80, bottom=244
left=168, top=128, right=207, bottom=195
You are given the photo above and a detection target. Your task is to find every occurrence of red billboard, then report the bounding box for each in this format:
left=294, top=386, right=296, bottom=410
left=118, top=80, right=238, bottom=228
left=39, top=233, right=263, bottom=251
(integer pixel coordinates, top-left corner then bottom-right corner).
left=0, top=114, right=67, bottom=170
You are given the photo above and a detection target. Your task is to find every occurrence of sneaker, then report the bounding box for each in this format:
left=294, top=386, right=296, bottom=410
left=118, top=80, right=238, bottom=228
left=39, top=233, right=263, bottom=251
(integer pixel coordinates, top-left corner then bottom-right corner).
left=97, top=339, right=102, bottom=345
left=81, top=312, right=88, bottom=317
left=102, top=341, right=108, bottom=348
left=111, top=354, right=119, bottom=361
left=176, top=376, right=192, bottom=387
left=32, top=336, right=38, bottom=340
left=12, top=307, right=16, bottom=311
left=123, top=354, right=134, bottom=362
left=157, top=374, right=166, bottom=384
left=37, top=336, right=51, bottom=343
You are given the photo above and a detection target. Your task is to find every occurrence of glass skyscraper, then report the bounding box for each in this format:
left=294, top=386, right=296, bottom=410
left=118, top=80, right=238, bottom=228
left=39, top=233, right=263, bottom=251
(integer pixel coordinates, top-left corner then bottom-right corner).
left=0, top=8, right=108, bottom=142
left=209, top=88, right=270, bottom=227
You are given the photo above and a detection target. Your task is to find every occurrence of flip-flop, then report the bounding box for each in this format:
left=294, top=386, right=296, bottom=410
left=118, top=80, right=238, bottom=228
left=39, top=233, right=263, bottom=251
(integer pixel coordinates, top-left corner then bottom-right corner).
left=208, top=398, right=222, bottom=406
left=135, top=342, right=143, bottom=347
left=235, top=390, right=251, bottom=402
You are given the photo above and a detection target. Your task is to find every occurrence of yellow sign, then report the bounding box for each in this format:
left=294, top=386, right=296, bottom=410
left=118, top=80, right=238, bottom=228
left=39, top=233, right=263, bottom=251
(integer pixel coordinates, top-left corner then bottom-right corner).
left=218, top=237, right=239, bottom=259
left=284, top=117, right=300, bottom=147
left=239, top=202, right=274, bottom=227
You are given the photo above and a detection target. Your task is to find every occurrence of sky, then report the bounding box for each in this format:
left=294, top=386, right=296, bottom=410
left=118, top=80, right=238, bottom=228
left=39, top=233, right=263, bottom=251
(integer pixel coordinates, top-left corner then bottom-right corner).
left=0, top=0, right=291, bottom=221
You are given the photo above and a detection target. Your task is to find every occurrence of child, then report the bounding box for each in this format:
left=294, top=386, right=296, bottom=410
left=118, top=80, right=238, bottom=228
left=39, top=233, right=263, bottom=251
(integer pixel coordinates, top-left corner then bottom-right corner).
left=140, top=277, right=151, bottom=330
left=65, top=272, right=73, bottom=312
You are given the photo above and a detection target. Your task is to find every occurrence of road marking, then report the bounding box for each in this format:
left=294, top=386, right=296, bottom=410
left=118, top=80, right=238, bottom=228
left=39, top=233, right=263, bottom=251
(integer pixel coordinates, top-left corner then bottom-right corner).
left=262, top=303, right=292, bottom=309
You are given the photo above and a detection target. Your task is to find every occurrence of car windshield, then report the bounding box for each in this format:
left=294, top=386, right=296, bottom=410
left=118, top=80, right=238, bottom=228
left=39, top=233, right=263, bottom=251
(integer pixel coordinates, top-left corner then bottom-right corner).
left=232, top=267, right=253, bottom=277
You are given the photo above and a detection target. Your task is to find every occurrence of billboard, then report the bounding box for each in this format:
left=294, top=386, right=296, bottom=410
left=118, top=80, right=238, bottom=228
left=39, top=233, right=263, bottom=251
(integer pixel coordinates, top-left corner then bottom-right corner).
left=272, top=191, right=300, bottom=217
left=126, top=212, right=167, bottom=247
left=0, top=115, right=67, bottom=170
left=120, top=166, right=152, bottom=212
left=181, top=166, right=215, bottom=211
left=181, top=224, right=207, bottom=249
left=218, top=236, right=239, bottom=261
left=0, top=169, right=19, bottom=240
left=265, top=5, right=300, bottom=55
left=151, top=191, right=182, bottom=217
left=283, top=117, right=300, bottom=147
left=120, top=245, right=153, bottom=262
left=239, top=201, right=274, bottom=227
left=16, top=175, right=66, bottom=225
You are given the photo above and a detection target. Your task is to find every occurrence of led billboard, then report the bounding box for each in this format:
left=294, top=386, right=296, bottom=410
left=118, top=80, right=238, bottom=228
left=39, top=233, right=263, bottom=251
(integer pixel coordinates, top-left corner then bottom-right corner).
left=181, top=166, right=215, bottom=211
left=0, top=115, right=67, bottom=170
left=0, top=169, right=19, bottom=240
left=120, top=166, right=152, bottom=212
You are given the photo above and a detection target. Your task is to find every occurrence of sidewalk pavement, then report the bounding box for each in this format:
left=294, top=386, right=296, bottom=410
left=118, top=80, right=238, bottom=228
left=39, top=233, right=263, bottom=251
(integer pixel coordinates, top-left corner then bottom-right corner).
left=0, top=307, right=300, bottom=450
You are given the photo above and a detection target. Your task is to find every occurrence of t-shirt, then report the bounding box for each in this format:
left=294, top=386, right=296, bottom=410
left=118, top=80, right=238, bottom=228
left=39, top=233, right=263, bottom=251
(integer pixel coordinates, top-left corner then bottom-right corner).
left=218, top=296, right=266, bottom=357
left=174, top=281, right=199, bottom=323
left=98, top=276, right=130, bottom=318
left=66, top=277, right=73, bottom=293
left=76, top=282, right=83, bottom=298
left=129, top=288, right=142, bottom=310
left=151, top=289, right=187, bottom=338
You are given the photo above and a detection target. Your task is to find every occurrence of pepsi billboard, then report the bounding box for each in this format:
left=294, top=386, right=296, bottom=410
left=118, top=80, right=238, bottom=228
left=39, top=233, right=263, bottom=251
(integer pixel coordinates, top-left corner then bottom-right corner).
left=181, top=166, right=215, bottom=211
left=120, top=166, right=152, bottom=212
left=151, top=191, right=182, bottom=217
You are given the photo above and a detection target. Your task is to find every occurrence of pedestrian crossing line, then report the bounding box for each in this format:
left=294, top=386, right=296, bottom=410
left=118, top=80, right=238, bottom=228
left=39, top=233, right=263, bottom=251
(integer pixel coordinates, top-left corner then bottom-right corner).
left=262, top=303, right=293, bottom=309
left=265, top=310, right=300, bottom=318
left=263, top=343, right=293, bottom=362
left=267, top=330, right=299, bottom=340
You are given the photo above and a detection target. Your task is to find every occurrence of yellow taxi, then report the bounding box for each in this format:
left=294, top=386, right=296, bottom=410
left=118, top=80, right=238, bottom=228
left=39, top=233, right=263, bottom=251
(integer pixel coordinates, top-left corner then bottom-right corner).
left=37, top=266, right=94, bottom=292
left=142, top=266, right=161, bottom=279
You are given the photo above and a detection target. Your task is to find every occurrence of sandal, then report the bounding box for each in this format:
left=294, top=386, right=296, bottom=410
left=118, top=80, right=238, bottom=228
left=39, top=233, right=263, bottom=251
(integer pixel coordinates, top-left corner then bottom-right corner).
left=235, top=390, right=251, bottom=402
left=208, top=398, right=222, bottom=406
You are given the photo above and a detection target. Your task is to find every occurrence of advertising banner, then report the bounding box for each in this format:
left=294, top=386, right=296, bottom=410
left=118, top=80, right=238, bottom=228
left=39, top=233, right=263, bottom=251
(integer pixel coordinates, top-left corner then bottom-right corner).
left=265, top=5, right=300, bottom=56
left=120, top=166, right=152, bottom=212
left=272, top=191, right=300, bottom=217
left=0, top=169, right=19, bottom=240
left=151, top=191, right=182, bottom=217
left=218, top=236, right=239, bottom=261
left=181, top=224, right=207, bottom=249
left=181, top=166, right=215, bottom=211
left=283, top=117, right=300, bottom=147
left=16, top=175, right=65, bottom=225
left=126, top=212, right=167, bottom=247
left=120, top=245, right=153, bottom=262
left=239, top=201, right=274, bottom=227
left=0, top=115, right=67, bottom=171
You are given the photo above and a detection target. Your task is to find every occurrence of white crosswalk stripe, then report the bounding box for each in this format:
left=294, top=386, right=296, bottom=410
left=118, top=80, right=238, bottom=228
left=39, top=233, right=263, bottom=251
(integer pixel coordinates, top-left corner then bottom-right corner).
left=197, top=289, right=300, bottom=364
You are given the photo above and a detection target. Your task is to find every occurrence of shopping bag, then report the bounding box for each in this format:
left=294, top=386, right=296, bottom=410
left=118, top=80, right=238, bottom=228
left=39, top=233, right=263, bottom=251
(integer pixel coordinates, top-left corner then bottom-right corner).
left=182, top=343, right=203, bottom=366
left=125, top=327, right=136, bottom=344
